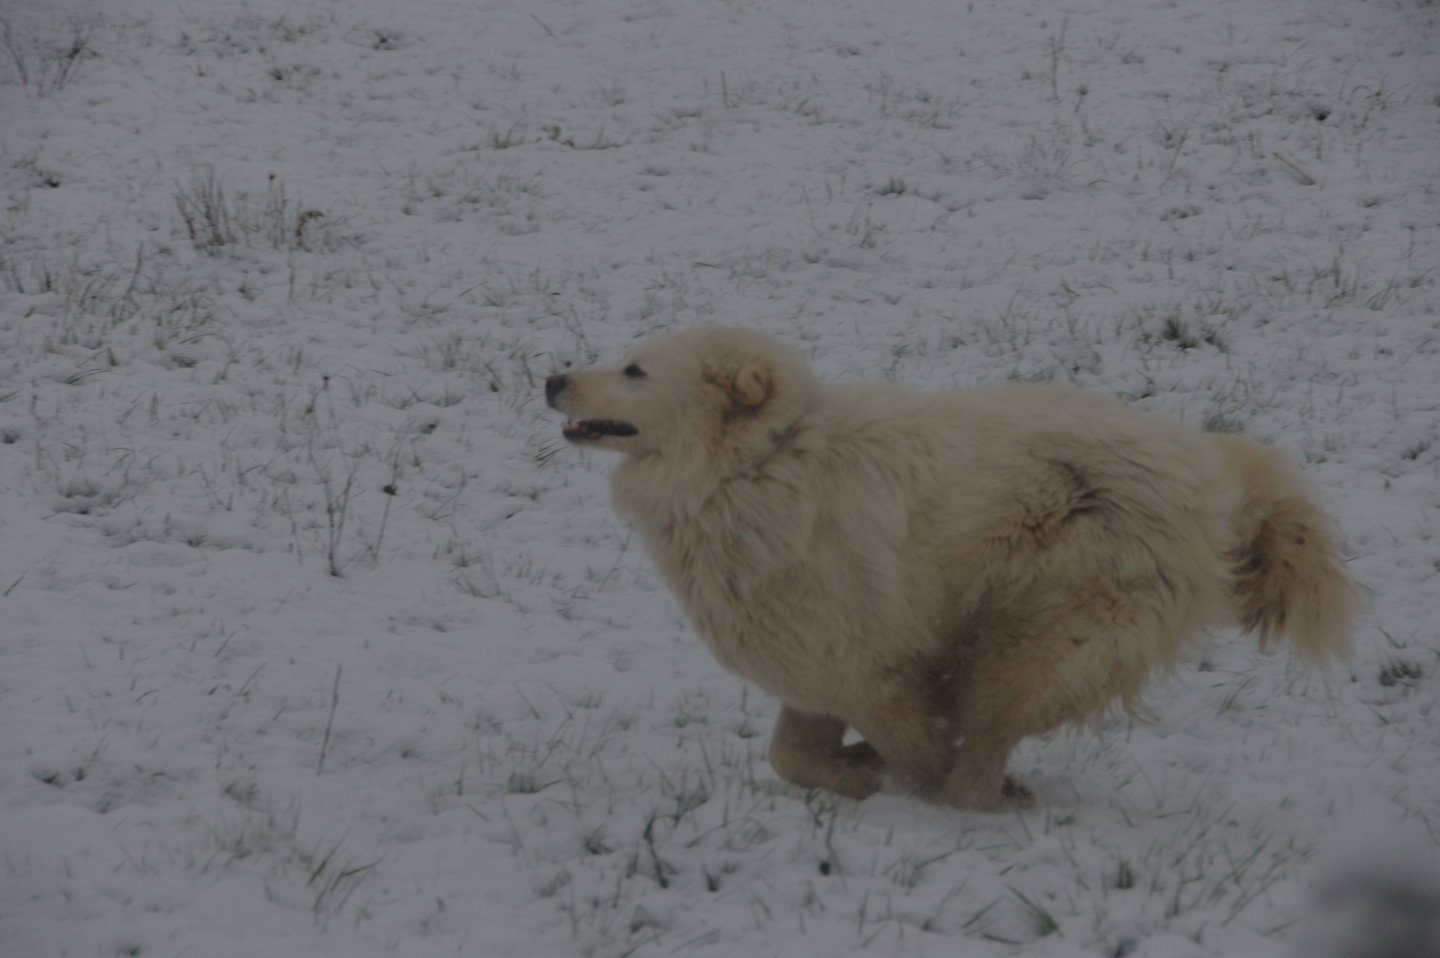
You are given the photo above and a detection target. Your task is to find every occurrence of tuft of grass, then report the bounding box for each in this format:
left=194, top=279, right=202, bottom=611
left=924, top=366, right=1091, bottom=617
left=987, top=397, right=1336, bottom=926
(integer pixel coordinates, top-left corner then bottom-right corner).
left=1157, top=314, right=1227, bottom=352
left=175, top=169, right=334, bottom=255
left=1202, top=409, right=1246, bottom=434
left=300, top=836, right=379, bottom=917
left=0, top=18, right=95, bottom=96
left=1009, top=885, right=1062, bottom=937
left=1114, top=857, right=1136, bottom=890
left=875, top=176, right=907, bottom=196
left=489, top=124, right=526, bottom=149
left=175, top=167, right=238, bottom=254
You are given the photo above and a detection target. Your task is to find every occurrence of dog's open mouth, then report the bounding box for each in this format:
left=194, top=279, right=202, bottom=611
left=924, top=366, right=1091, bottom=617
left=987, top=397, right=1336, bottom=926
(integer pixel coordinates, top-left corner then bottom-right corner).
left=562, top=419, right=638, bottom=442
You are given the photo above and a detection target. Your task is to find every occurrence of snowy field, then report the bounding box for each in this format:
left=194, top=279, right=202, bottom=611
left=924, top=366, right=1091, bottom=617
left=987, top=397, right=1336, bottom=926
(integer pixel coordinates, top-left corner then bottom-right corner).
left=2, top=0, right=1438, bottom=955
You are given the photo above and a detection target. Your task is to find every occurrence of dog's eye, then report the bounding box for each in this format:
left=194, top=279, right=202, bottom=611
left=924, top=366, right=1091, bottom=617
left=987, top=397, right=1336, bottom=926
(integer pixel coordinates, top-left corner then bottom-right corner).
left=623, top=363, right=647, bottom=380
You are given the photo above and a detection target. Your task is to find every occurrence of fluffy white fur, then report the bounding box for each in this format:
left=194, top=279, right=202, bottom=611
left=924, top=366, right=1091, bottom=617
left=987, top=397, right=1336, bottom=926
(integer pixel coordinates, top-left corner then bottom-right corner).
left=546, top=327, right=1361, bottom=809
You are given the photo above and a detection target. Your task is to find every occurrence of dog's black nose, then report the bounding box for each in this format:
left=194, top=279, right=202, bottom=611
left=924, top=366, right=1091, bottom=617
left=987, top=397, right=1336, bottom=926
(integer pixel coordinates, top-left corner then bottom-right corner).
left=545, top=373, right=568, bottom=408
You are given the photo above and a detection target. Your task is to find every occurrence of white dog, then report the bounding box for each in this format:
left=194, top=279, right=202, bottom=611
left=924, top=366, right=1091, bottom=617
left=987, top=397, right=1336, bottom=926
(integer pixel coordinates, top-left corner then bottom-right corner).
left=546, top=327, right=1360, bottom=809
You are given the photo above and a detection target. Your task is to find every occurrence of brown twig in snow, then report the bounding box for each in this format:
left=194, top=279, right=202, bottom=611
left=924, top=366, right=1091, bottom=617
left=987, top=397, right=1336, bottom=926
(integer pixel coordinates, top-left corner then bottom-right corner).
left=1272, top=152, right=1317, bottom=186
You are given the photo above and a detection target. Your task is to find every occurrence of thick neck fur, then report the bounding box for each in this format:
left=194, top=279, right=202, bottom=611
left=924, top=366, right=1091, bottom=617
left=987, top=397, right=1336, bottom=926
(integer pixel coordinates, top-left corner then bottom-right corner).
left=611, top=393, right=822, bottom=593
left=614, top=402, right=811, bottom=532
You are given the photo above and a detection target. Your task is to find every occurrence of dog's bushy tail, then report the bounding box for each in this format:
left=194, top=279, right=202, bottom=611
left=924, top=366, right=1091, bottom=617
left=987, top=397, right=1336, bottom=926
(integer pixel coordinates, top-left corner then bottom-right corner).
left=1215, top=435, right=1361, bottom=665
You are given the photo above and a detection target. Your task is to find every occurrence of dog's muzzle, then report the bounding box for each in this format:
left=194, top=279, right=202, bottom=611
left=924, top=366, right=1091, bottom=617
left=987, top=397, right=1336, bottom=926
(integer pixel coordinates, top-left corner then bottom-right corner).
left=545, top=373, right=568, bottom=409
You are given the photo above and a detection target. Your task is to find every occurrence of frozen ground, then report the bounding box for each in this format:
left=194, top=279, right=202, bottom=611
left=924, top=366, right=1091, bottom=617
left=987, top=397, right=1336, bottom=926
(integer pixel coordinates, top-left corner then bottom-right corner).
left=1, top=0, right=1437, bottom=955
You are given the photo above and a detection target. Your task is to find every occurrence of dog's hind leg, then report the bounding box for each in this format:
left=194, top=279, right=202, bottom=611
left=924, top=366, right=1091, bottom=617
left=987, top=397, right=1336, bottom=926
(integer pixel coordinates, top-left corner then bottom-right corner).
left=769, top=706, right=881, bottom=800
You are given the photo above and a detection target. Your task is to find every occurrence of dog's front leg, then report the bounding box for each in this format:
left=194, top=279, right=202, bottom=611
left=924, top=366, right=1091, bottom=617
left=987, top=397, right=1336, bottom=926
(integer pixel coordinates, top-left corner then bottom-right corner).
left=938, top=732, right=1032, bottom=810
left=846, top=674, right=957, bottom=797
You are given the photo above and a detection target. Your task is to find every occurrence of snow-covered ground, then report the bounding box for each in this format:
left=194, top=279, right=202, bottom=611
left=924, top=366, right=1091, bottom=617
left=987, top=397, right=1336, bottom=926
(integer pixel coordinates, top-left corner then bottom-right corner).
left=2, top=0, right=1437, bottom=955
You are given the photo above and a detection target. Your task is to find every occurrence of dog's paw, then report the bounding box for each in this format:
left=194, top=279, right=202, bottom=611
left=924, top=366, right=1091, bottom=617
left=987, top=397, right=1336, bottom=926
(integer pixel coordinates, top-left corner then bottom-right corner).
left=1000, top=775, right=1035, bottom=808
left=774, top=751, right=881, bottom=801
left=827, top=764, right=882, bottom=801
left=938, top=772, right=1035, bottom=811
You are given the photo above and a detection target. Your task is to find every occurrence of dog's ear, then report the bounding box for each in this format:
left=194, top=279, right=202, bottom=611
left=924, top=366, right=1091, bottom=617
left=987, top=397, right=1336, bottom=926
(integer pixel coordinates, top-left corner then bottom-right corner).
left=730, top=361, right=773, bottom=408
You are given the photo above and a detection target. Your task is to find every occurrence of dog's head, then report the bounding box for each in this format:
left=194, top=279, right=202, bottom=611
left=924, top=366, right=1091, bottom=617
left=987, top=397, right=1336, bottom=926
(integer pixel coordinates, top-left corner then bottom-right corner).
left=545, top=327, right=818, bottom=465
